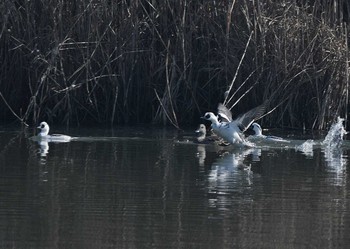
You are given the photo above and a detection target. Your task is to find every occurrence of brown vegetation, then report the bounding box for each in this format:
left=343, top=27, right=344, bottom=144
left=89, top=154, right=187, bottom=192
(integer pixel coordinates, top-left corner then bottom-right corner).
left=0, top=0, right=349, bottom=129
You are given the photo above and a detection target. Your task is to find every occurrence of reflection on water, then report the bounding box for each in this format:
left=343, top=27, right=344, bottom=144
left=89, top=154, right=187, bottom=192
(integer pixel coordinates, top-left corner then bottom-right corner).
left=38, top=141, right=49, bottom=157
left=0, top=126, right=349, bottom=248
left=206, top=148, right=256, bottom=210
left=322, top=137, right=348, bottom=186
left=323, top=146, right=347, bottom=186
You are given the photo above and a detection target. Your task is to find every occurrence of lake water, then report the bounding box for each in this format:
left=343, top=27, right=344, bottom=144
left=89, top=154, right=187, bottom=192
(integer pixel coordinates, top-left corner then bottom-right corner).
left=0, top=125, right=350, bottom=248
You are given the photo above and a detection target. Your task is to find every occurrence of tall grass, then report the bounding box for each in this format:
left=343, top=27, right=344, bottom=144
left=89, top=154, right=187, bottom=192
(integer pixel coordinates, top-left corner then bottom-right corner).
left=0, top=0, right=349, bottom=129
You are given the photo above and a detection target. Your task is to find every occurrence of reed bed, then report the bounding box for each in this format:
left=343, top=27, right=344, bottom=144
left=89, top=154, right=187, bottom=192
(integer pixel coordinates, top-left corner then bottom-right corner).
left=0, top=0, right=349, bottom=129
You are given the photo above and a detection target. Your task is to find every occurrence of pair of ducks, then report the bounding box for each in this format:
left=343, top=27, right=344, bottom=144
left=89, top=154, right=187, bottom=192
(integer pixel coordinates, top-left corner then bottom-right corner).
left=197, top=103, right=287, bottom=145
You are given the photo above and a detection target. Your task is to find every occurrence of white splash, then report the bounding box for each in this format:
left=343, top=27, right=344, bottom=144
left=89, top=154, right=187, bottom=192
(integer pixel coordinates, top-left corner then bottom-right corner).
left=321, top=117, right=348, bottom=186
left=322, top=117, right=347, bottom=149
left=295, top=139, right=315, bottom=157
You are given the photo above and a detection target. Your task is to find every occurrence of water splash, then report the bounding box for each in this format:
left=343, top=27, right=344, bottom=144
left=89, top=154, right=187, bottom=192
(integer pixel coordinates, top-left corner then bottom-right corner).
left=295, top=139, right=315, bottom=157
left=322, top=117, right=347, bottom=149
left=321, top=117, right=348, bottom=186
left=242, top=140, right=256, bottom=148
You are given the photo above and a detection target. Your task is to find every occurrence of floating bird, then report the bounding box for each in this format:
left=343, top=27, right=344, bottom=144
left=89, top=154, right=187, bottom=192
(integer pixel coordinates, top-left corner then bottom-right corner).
left=248, top=123, right=289, bottom=143
left=195, top=124, right=214, bottom=143
left=34, top=121, right=73, bottom=142
left=202, top=103, right=266, bottom=146
left=195, top=124, right=229, bottom=145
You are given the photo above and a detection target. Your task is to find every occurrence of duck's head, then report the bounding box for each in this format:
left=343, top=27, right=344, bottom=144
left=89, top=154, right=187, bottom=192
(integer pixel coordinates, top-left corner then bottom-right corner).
left=195, top=124, right=207, bottom=135
left=37, top=121, right=49, bottom=136
left=201, top=112, right=218, bottom=123
left=251, top=123, right=262, bottom=136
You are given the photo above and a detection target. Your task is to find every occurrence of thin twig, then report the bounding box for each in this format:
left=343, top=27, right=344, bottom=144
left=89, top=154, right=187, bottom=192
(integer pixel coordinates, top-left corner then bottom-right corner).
left=0, top=92, right=28, bottom=126
left=154, top=89, right=180, bottom=130
left=224, top=31, right=253, bottom=106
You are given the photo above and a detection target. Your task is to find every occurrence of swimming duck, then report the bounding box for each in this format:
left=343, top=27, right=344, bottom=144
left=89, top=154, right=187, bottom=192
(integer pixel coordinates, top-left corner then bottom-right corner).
left=195, top=124, right=229, bottom=145
left=35, top=121, right=73, bottom=142
left=195, top=124, right=212, bottom=143
left=201, top=103, right=266, bottom=146
left=248, top=123, right=289, bottom=143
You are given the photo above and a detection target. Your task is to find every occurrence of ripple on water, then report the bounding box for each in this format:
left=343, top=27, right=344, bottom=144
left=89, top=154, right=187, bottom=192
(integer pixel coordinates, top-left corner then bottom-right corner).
left=0, top=126, right=350, bottom=248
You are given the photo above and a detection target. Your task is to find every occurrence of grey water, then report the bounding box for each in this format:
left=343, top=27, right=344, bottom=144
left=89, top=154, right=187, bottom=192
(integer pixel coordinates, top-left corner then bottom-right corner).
left=1, top=124, right=350, bottom=249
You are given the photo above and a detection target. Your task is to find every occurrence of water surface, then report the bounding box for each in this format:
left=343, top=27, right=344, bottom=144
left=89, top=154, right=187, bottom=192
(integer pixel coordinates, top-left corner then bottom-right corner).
left=0, top=126, right=349, bottom=248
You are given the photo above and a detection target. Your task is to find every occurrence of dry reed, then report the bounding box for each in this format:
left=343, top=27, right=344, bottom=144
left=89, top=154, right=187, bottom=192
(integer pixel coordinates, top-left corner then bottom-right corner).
left=0, top=0, right=349, bottom=130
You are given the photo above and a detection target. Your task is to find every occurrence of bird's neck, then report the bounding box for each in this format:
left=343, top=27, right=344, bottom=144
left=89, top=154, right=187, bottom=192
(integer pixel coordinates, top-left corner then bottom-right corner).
left=254, top=128, right=262, bottom=136
left=197, top=134, right=206, bottom=142
left=210, top=117, right=220, bottom=126
left=39, top=130, right=49, bottom=136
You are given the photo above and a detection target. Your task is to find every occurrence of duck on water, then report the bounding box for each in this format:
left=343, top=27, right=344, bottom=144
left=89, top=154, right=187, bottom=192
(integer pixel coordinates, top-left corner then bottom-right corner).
left=201, top=103, right=266, bottom=146
left=30, top=122, right=74, bottom=143
left=195, top=124, right=229, bottom=146
left=248, top=122, right=289, bottom=143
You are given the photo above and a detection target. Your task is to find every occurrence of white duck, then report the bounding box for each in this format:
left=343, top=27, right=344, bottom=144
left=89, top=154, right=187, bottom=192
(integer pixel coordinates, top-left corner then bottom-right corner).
left=195, top=124, right=214, bottom=143
left=202, top=103, right=266, bottom=146
left=35, top=121, right=73, bottom=142
left=249, top=123, right=289, bottom=143
left=195, top=124, right=229, bottom=145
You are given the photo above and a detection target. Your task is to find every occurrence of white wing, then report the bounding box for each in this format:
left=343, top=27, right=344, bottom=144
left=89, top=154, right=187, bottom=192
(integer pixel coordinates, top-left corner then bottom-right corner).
left=217, top=103, right=232, bottom=122
left=234, top=102, right=267, bottom=132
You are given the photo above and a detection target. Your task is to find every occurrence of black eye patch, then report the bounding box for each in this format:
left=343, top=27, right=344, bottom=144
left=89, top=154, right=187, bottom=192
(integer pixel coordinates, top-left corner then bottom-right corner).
left=205, top=114, right=210, bottom=119
left=41, top=124, right=45, bottom=128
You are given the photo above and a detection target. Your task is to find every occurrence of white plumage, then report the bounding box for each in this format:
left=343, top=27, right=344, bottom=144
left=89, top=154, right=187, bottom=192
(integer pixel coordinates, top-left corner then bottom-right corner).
left=35, top=121, right=73, bottom=142
left=202, top=103, right=266, bottom=146
left=249, top=123, right=289, bottom=143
